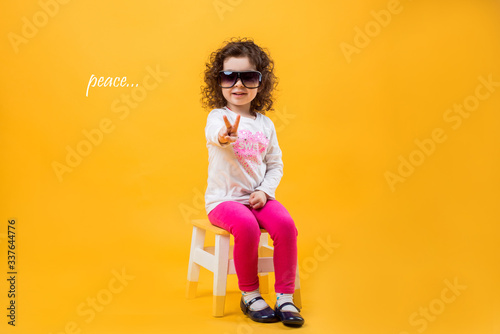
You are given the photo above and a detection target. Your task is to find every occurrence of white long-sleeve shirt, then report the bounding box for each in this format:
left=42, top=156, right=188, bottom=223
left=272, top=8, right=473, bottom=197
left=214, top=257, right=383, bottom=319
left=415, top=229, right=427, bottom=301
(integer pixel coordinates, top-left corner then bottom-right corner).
left=205, top=107, right=284, bottom=214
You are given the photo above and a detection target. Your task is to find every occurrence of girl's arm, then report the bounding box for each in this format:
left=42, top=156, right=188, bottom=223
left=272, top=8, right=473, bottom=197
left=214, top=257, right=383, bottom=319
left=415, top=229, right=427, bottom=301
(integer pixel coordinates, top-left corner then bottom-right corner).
left=255, top=121, right=283, bottom=199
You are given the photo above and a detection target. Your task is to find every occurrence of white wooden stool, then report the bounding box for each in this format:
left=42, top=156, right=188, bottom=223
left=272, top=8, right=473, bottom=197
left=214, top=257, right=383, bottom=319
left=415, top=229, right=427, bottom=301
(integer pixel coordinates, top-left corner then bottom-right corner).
left=186, top=219, right=302, bottom=317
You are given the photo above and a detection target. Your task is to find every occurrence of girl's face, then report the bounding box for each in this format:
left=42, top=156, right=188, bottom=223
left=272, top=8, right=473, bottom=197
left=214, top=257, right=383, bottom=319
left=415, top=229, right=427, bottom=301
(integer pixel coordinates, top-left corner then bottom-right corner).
left=221, top=56, right=259, bottom=113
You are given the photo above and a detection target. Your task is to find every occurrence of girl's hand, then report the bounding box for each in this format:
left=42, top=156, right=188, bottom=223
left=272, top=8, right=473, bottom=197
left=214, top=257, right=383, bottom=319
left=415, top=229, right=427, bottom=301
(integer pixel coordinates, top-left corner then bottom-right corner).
left=218, top=115, right=240, bottom=144
left=249, top=191, right=267, bottom=209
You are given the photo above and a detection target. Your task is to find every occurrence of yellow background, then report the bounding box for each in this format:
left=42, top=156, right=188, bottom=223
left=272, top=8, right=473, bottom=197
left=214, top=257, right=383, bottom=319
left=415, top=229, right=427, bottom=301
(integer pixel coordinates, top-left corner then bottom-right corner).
left=1, top=0, right=499, bottom=333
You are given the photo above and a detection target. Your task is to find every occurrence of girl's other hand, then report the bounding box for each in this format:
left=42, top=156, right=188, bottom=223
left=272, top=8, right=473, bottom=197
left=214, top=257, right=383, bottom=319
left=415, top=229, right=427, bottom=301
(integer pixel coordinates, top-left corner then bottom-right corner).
left=249, top=190, right=267, bottom=209
left=218, top=115, right=240, bottom=144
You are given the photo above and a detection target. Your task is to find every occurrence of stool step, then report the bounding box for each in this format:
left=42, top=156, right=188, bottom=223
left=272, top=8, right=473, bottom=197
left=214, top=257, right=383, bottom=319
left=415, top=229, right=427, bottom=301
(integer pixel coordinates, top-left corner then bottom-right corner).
left=203, top=245, right=273, bottom=258
left=198, top=245, right=275, bottom=275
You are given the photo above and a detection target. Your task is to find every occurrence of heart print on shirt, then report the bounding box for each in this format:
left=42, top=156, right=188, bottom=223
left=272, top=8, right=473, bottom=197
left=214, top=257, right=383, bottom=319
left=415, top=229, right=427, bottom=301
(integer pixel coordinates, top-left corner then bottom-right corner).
left=232, top=129, right=269, bottom=178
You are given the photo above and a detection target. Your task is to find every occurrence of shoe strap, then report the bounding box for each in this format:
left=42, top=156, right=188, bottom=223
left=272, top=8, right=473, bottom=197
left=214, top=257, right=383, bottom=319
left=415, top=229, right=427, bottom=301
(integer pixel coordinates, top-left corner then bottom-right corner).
left=277, top=302, right=300, bottom=312
left=246, top=296, right=264, bottom=309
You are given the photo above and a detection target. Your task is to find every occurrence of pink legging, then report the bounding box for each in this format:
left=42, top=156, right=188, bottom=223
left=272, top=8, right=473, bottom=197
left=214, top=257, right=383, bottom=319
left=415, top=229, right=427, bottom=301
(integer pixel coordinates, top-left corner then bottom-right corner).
left=208, top=200, right=298, bottom=294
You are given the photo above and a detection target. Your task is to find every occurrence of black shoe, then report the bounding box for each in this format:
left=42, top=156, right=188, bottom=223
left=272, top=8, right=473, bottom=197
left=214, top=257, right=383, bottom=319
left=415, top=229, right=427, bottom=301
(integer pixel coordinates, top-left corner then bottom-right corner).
left=240, top=296, right=279, bottom=323
left=275, top=302, right=305, bottom=327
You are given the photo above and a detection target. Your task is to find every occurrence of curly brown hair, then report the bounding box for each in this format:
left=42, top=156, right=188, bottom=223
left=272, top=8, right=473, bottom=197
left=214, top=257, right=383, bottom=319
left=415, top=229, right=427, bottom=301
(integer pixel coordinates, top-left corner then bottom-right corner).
left=201, top=37, right=278, bottom=115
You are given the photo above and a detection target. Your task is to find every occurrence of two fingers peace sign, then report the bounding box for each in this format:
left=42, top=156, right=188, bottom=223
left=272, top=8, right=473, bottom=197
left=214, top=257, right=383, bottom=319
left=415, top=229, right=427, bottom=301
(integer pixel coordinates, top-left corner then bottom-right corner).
left=218, top=114, right=241, bottom=144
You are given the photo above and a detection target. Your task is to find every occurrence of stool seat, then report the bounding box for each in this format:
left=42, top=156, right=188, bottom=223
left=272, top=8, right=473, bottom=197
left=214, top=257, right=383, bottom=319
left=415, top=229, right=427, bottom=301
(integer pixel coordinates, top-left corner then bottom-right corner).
left=186, top=219, right=302, bottom=317
left=191, top=219, right=268, bottom=236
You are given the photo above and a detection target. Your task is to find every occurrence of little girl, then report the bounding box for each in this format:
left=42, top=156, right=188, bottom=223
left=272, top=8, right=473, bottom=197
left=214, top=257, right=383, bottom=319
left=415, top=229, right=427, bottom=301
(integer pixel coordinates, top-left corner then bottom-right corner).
left=201, top=38, right=304, bottom=327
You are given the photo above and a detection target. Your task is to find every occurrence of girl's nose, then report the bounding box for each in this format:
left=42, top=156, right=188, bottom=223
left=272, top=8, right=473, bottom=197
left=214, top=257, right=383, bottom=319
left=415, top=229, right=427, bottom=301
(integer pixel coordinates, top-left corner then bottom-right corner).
left=234, top=78, right=244, bottom=87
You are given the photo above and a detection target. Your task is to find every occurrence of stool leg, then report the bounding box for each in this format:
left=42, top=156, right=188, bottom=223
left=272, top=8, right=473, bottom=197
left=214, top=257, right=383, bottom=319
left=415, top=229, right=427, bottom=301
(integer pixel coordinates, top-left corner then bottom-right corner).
left=186, top=226, right=206, bottom=299
left=258, top=233, right=270, bottom=294
left=293, top=265, right=302, bottom=309
left=213, top=234, right=230, bottom=317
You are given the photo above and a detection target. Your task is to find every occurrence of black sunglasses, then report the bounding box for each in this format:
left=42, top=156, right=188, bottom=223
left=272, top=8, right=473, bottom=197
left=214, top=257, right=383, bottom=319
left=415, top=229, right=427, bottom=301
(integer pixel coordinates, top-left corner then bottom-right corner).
left=218, top=70, right=262, bottom=89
